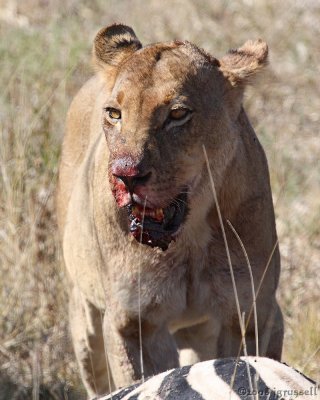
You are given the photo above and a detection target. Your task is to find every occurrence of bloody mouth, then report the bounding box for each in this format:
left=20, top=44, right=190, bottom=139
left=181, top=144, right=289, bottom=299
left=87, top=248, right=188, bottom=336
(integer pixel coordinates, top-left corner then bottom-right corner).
left=127, top=192, right=188, bottom=250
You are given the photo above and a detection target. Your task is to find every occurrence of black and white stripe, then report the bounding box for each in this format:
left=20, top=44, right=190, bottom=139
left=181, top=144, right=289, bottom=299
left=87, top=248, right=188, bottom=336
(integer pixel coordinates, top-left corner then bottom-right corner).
left=98, top=357, right=318, bottom=400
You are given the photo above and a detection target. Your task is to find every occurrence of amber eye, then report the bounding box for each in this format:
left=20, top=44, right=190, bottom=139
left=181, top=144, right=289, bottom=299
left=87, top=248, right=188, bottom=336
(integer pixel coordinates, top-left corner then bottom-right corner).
left=169, top=108, right=190, bottom=120
left=105, top=107, right=121, bottom=122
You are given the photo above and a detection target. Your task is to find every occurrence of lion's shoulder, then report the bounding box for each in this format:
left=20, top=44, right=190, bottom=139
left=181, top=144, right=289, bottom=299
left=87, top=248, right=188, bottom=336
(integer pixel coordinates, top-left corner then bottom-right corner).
left=57, top=76, right=105, bottom=231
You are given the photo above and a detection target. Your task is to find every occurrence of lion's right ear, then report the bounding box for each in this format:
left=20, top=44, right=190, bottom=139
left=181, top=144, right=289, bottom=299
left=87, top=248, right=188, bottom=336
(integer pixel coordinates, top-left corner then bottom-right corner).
left=93, top=24, right=142, bottom=73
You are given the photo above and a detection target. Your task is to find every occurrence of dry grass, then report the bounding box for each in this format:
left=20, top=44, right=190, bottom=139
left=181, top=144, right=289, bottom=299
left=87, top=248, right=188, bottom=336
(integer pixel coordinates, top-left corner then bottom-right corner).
left=0, top=0, right=319, bottom=397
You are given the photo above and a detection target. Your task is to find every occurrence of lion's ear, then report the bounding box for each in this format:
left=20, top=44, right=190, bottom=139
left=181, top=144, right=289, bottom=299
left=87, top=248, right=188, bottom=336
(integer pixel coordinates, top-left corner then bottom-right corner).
left=219, top=39, right=268, bottom=86
left=93, top=24, right=142, bottom=72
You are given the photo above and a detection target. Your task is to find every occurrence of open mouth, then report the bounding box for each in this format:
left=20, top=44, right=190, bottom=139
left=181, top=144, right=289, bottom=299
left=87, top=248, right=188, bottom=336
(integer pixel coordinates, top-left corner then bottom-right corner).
left=127, top=192, right=188, bottom=250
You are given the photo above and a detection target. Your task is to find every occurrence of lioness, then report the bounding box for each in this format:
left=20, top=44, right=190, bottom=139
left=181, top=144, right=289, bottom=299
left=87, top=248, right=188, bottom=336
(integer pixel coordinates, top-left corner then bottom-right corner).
left=57, top=24, right=283, bottom=397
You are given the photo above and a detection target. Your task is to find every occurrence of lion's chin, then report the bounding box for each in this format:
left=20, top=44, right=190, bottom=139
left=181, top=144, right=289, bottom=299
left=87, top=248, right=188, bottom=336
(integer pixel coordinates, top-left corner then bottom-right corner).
left=127, top=192, right=188, bottom=251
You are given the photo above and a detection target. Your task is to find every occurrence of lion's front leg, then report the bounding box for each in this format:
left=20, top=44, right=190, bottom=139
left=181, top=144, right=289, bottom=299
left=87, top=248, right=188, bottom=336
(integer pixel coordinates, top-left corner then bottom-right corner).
left=215, top=298, right=284, bottom=361
left=69, top=287, right=113, bottom=398
left=103, top=311, right=179, bottom=388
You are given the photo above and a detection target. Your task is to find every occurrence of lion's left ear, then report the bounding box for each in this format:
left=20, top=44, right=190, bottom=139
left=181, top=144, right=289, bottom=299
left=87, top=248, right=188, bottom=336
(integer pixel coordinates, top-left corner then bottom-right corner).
left=219, top=39, right=268, bottom=86
left=93, top=23, right=142, bottom=73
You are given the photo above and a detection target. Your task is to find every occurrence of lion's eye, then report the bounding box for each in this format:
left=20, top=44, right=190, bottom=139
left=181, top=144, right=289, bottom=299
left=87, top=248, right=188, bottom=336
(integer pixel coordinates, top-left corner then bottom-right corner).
left=105, top=107, right=121, bottom=123
left=169, top=108, right=190, bottom=120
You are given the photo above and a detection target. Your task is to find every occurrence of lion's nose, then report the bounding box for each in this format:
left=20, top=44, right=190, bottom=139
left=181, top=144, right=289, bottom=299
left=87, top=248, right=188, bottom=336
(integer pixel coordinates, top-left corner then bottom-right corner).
left=111, top=157, right=152, bottom=192
left=115, top=172, right=152, bottom=192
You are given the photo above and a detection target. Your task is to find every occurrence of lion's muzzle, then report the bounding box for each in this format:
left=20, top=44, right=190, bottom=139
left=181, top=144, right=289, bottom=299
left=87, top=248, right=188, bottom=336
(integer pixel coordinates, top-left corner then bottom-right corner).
left=127, top=191, right=188, bottom=250
left=110, top=155, right=152, bottom=207
left=110, top=156, right=188, bottom=250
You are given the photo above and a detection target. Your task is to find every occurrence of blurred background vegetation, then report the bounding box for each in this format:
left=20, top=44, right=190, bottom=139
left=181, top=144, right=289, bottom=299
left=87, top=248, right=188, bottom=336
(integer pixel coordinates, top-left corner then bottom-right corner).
left=0, top=0, right=319, bottom=398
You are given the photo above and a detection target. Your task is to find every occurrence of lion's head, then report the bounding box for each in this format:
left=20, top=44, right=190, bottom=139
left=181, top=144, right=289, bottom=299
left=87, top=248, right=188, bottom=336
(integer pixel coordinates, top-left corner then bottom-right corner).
left=93, top=24, right=268, bottom=250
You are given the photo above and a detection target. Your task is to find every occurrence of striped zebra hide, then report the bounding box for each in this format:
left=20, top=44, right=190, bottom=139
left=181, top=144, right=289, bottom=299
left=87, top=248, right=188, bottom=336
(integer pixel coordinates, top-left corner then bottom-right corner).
left=97, top=357, right=318, bottom=400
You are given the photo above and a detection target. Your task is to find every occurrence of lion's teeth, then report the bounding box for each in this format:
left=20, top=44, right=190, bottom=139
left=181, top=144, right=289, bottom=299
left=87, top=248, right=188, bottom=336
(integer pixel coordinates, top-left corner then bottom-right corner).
left=155, top=208, right=164, bottom=220
left=131, top=205, right=164, bottom=221
left=132, top=205, right=140, bottom=216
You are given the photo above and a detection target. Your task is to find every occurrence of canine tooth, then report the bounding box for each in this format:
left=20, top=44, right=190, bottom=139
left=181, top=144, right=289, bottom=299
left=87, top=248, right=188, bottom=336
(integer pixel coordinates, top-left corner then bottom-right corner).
left=153, top=208, right=164, bottom=221
left=132, top=206, right=142, bottom=218
left=156, top=208, right=164, bottom=218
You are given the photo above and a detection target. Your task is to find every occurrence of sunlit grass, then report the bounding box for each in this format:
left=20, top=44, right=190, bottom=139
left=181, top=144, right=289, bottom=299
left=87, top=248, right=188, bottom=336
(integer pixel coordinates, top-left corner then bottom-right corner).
left=0, top=0, right=319, bottom=397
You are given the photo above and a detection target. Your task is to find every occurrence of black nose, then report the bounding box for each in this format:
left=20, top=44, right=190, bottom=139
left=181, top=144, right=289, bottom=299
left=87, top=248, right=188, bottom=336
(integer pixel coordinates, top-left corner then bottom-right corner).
left=115, top=171, right=152, bottom=192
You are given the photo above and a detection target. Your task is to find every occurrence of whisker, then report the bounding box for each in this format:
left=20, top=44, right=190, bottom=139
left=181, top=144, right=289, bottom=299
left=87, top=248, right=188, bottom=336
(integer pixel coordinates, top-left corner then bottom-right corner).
left=178, top=191, right=192, bottom=195
left=175, top=198, right=188, bottom=207
left=170, top=199, right=184, bottom=213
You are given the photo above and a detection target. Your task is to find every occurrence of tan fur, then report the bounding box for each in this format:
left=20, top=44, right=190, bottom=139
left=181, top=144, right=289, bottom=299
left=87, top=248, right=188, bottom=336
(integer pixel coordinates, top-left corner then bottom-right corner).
left=57, top=24, right=283, bottom=397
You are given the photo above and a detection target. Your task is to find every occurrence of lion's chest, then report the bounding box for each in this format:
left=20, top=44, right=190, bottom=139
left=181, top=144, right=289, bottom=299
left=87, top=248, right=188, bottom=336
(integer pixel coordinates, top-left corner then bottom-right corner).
left=113, top=253, right=214, bottom=326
